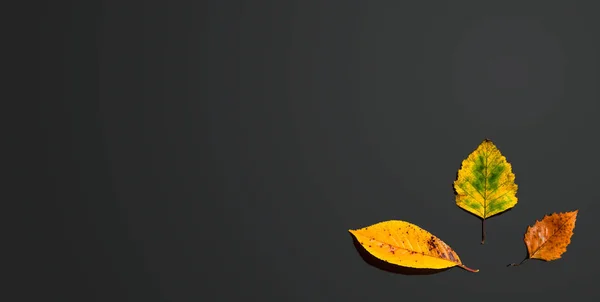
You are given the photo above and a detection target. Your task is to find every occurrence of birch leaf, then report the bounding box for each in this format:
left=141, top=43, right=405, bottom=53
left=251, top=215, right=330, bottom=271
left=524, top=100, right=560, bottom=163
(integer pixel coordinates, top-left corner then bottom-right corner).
left=453, top=139, right=518, bottom=244
left=349, top=220, right=478, bottom=273
left=508, top=210, right=578, bottom=267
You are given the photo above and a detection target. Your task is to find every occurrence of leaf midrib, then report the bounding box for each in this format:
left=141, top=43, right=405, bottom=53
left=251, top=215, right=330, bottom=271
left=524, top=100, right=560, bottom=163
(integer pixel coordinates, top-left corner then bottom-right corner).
left=483, top=150, right=488, bottom=218
left=473, top=150, right=509, bottom=216
left=368, top=237, right=459, bottom=265
left=529, top=214, right=574, bottom=258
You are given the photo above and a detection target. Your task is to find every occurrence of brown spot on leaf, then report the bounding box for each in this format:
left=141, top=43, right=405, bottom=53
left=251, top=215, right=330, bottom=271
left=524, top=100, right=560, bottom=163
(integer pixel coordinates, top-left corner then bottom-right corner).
left=522, top=210, right=578, bottom=262
left=448, top=252, right=456, bottom=262
left=426, top=236, right=437, bottom=251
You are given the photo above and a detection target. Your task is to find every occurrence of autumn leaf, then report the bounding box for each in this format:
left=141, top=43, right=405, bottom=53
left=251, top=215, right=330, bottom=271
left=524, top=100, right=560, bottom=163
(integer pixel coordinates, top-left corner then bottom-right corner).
left=508, top=210, right=578, bottom=267
left=453, top=139, right=518, bottom=244
left=349, top=220, right=478, bottom=273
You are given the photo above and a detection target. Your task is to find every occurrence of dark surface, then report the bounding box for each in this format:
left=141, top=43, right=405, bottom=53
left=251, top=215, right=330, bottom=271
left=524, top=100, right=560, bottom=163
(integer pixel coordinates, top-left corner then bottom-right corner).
left=16, top=0, right=600, bottom=301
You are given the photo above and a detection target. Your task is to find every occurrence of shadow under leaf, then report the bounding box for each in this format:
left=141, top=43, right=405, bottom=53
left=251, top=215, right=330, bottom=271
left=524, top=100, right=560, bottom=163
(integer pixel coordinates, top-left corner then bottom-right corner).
left=349, top=233, right=450, bottom=276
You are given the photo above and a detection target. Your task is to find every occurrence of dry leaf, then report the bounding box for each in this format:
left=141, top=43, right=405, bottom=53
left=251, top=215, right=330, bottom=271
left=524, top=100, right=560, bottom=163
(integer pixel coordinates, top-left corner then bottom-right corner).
left=349, top=220, right=478, bottom=272
left=454, top=139, right=518, bottom=244
left=508, top=210, right=578, bottom=267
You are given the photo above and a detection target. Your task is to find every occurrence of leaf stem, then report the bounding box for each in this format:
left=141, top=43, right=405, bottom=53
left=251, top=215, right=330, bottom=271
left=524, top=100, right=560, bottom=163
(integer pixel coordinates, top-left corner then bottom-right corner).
left=481, top=219, right=485, bottom=244
left=507, top=257, right=529, bottom=267
left=459, top=264, right=479, bottom=273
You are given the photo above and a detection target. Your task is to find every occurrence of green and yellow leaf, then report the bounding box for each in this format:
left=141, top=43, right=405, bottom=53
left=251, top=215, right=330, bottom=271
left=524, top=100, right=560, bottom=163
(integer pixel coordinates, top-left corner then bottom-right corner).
left=349, top=220, right=478, bottom=272
left=453, top=139, right=518, bottom=243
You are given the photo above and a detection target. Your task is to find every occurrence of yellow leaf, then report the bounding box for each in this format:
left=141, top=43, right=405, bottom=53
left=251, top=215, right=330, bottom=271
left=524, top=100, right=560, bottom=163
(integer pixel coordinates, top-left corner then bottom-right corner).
left=453, top=139, right=518, bottom=243
left=508, top=210, right=578, bottom=267
left=349, top=220, right=478, bottom=272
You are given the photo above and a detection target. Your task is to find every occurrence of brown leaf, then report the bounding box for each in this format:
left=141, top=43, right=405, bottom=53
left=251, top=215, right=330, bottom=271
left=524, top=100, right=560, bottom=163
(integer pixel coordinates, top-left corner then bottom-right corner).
left=508, top=210, right=578, bottom=267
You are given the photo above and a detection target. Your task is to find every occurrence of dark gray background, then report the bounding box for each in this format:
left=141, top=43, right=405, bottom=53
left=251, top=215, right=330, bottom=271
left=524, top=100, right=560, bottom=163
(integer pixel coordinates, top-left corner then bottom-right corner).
left=17, top=0, right=600, bottom=301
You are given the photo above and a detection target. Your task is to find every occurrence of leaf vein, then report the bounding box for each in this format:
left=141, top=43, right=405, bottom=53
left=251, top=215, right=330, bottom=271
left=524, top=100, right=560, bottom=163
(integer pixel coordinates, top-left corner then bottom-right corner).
left=369, top=238, right=457, bottom=264
left=530, top=215, right=575, bottom=258
left=458, top=183, right=485, bottom=211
